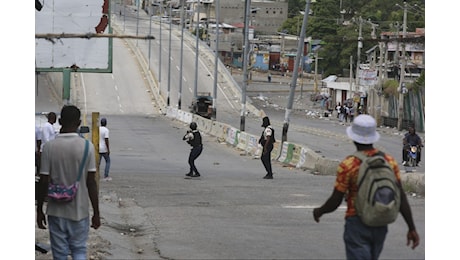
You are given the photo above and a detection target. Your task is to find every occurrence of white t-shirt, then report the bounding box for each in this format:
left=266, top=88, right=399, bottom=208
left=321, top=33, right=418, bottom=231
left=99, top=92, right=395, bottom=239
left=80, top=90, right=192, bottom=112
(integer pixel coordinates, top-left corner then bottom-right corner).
left=99, top=126, right=109, bottom=153
left=41, top=133, right=96, bottom=221
left=40, top=122, right=56, bottom=152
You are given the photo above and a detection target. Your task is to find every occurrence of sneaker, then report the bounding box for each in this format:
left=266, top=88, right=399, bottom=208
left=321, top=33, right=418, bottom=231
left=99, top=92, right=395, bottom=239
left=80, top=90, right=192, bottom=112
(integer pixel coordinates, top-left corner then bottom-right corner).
left=104, top=177, right=112, bottom=181
left=263, top=175, right=273, bottom=179
left=185, top=173, right=193, bottom=177
left=192, top=173, right=201, bottom=177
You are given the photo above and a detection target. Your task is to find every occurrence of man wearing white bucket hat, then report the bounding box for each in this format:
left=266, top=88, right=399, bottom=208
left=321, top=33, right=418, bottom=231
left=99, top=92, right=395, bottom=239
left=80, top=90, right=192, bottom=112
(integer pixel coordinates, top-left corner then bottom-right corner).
left=313, top=114, right=420, bottom=259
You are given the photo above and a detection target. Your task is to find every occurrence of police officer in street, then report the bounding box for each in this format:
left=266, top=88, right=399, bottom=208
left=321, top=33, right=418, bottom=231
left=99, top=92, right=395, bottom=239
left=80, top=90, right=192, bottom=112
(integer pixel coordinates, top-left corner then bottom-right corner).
left=259, top=116, right=275, bottom=179
left=183, top=122, right=203, bottom=178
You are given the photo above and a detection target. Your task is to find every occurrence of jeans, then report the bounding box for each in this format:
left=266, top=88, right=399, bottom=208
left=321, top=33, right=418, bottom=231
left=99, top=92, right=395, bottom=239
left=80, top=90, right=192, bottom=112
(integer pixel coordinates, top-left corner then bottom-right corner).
left=188, top=145, right=203, bottom=175
left=99, top=152, right=111, bottom=178
left=343, top=216, right=388, bottom=260
left=48, top=216, right=90, bottom=260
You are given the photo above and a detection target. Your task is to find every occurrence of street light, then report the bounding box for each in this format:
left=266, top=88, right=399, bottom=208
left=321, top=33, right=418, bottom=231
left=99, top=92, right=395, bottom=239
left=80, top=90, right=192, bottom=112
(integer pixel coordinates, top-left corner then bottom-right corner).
left=151, top=2, right=163, bottom=95
left=397, top=2, right=408, bottom=131
left=167, top=4, right=172, bottom=106
left=240, top=0, right=251, bottom=131
left=178, top=1, right=186, bottom=110
left=211, top=0, right=221, bottom=120
left=193, top=0, right=201, bottom=100
left=282, top=0, right=311, bottom=142
left=148, top=14, right=153, bottom=70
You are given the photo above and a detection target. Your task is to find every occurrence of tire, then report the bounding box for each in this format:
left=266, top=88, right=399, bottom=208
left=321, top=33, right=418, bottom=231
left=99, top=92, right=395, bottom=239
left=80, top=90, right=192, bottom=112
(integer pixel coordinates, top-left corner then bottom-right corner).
left=408, top=156, right=417, bottom=167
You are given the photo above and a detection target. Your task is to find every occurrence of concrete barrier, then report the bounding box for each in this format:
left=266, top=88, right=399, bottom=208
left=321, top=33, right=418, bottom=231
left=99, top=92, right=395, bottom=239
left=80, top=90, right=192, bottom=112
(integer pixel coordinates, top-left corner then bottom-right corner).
left=177, top=109, right=192, bottom=124
left=278, top=142, right=294, bottom=164
left=246, top=134, right=260, bottom=157
left=226, top=127, right=240, bottom=147
left=236, top=131, right=249, bottom=151
left=193, top=115, right=213, bottom=134
left=400, top=172, right=425, bottom=196
left=165, top=107, right=175, bottom=118
left=210, top=121, right=228, bottom=142
left=271, top=141, right=282, bottom=161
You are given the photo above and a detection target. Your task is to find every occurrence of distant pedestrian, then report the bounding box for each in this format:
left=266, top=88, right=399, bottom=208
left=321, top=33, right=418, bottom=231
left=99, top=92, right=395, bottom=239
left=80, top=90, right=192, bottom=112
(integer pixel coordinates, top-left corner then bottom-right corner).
left=336, top=102, right=341, bottom=119
left=183, top=122, right=203, bottom=178
left=36, top=105, right=101, bottom=259
left=344, top=105, right=350, bottom=122
left=268, top=73, right=272, bottom=83
left=40, top=112, right=57, bottom=152
left=259, top=116, right=275, bottom=179
left=349, top=106, right=355, bottom=122
left=99, top=118, right=111, bottom=181
left=35, top=125, right=42, bottom=175
left=339, top=105, right=346, bottom=122
left=35, top=125, right=42, bottom=200
left=313, top=114, right=420, bottom=259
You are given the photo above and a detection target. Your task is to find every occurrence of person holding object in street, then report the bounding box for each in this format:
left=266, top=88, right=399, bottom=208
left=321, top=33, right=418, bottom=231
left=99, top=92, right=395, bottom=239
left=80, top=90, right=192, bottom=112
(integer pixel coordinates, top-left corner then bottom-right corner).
left=259, top=116, right=275, bottom=179
left=183, top=122, right=203, bottom=178
left=99, top=117, right=111, bottom=181
left=312, top=114, right=419, bottom=260
left=36, top=105, right=101, bottom=259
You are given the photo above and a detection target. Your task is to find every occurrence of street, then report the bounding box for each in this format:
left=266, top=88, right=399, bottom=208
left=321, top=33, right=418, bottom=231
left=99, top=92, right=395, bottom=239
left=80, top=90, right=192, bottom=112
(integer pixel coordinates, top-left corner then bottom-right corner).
left=33, top=6, right=425, bottom=260
left=35, top=37, right=424, bottom=260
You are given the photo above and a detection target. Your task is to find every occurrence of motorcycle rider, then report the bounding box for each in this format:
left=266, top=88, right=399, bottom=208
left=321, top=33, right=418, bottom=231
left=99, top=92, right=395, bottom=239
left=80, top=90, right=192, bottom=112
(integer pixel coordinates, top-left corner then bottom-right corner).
left=402, top=126, right=423, bottom=166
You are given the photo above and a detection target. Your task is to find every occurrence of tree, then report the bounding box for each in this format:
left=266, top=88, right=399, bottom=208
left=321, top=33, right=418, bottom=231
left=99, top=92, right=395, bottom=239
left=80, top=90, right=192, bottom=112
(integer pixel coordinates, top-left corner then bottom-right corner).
left=280, top=0, right=425, bottom=78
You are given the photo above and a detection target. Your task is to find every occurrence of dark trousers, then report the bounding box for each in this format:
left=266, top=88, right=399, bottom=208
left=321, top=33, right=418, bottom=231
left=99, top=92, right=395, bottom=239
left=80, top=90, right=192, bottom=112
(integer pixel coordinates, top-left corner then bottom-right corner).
left=188, top=145, right=203, bottom=174
left=261, top=144, right=273, bottom=176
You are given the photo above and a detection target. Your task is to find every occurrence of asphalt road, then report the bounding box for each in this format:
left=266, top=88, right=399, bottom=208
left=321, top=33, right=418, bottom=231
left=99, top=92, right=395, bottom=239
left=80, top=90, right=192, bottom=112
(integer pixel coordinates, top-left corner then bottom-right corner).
left=33, top=7, right=425, bottom=259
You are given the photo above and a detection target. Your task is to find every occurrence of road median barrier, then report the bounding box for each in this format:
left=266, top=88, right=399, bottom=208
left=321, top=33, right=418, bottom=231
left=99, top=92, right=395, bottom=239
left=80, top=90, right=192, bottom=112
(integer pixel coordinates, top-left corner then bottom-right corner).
left=226, top=127, right=240, bottom=147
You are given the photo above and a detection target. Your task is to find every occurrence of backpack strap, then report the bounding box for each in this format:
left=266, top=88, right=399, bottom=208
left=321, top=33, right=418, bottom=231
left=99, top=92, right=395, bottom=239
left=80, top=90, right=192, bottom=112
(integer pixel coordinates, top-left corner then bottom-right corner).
left=76, top=140, right=89, bottom=182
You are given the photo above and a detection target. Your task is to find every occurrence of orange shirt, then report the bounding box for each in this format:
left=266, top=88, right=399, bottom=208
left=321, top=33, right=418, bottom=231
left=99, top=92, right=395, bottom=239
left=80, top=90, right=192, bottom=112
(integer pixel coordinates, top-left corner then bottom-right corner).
left=334, top=148, right=401, bottom=218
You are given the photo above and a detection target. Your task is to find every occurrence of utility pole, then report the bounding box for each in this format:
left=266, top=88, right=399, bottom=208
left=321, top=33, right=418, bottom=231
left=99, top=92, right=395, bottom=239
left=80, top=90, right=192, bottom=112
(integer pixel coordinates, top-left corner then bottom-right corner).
left=158, top=3, right=162, bottom=95
left=178, top=0, right=185, bottom=110
left=240, top=0, right=251, bottom=131
left=349, top=56, right=353, bottom=93
left=212, top=0, right=220, bottom=120
left=314, top=51, right=318, bottom=93
left=397, top=2, right=408, bottom=131
left=281, top=0, right=311, bottom=142
left=167, top=4, right=172, bottom=106
left=355, top=16, right=363, bottom=90
left=193, top=0, right=201, bottom=100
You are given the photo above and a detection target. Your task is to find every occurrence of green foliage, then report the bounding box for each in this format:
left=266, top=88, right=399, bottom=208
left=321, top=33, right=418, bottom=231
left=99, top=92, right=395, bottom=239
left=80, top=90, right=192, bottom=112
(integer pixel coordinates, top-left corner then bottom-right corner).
left=283, top=0, right=425, bottom=77
left=408, top=70, right=425, bottom=92
left=383, top=80, right=399, bottom=98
